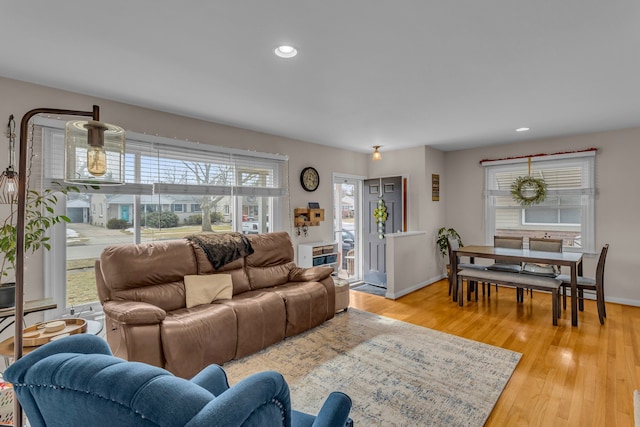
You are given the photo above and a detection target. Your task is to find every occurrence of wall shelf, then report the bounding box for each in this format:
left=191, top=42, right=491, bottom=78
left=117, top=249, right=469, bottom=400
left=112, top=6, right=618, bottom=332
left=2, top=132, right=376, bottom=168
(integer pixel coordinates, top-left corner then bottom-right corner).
left=294, top=208, right=325, bottom=227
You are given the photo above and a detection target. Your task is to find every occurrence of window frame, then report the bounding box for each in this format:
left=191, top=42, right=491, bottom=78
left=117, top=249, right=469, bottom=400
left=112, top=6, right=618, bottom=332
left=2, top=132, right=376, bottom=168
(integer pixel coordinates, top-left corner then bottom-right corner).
left=521, top=206, right=582, bottom=227
left=483, top=151, right=596, bottom=254
left=34, top=119, right=288, bottom=319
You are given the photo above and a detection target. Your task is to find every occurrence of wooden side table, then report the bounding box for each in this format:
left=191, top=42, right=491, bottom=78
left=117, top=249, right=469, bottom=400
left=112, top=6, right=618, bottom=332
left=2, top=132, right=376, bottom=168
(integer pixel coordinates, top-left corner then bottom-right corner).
left=0, top=298, right=57, bottom=334
left=0, top=319, right=104, bottom=369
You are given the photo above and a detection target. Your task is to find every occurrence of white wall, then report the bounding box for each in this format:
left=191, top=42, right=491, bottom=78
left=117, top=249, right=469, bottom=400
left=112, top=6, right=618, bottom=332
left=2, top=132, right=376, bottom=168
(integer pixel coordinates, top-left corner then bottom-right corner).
left=3, top=76, right=637, bottom=307
left=368, top=146, right=448, bottom=286
left=444, top=128, right=640, bottom=306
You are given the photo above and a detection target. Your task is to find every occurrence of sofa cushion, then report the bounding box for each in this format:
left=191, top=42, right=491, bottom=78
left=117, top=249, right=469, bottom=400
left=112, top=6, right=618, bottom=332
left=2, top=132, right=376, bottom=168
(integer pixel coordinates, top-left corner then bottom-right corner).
left=162, top=304, right=237, bottom=378
left=184, top=274, right=233, bottom=308
left=112, top=281, right=186, bottom=312
left=245, top=232, right=294, bottom=266
left=266, top=282, right=329, bottom=337
left=218, top=291, right=286, bottom=358
left=247, top=262, right=297, bottom=290
left=192, top=245, right=252, bottom=295
left=289, top=266, right=334, bottom=282
left=99, top=240, right=197, bottom=309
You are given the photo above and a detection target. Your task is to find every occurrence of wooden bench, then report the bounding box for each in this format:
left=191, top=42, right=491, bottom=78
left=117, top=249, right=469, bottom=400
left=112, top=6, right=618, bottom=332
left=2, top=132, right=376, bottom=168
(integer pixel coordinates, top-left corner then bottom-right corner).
left=457, top=269, right=562, bottom=325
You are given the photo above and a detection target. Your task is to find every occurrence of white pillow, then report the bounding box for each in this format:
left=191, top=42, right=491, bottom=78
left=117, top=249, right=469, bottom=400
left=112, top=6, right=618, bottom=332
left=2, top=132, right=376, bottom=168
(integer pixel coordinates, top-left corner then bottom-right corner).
left=184, top=274, right=233, bottom=308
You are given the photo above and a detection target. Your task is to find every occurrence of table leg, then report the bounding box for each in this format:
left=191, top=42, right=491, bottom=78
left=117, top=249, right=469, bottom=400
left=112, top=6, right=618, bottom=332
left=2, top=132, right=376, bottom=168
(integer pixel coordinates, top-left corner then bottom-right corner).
left=451, top=252, right=459, bottom=303
left=571, top=263, right=578, bottom=326
left=458, top=276, right=464, bottom=307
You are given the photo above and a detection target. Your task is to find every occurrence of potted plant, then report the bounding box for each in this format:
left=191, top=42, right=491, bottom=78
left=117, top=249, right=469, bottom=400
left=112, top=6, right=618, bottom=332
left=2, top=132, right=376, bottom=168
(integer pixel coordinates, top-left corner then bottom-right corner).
left=0, top=184, right=77, bottom=307
left=436, top=227, right=462, bottom=258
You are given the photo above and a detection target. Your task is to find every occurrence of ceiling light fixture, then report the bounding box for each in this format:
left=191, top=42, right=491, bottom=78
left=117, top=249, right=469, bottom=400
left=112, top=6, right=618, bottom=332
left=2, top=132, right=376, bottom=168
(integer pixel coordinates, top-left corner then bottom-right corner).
left=372, top=145, right=382, bottom=161
left=516, top=127, right=530, bottom=132
left=274, top=45, right=298, bottom=58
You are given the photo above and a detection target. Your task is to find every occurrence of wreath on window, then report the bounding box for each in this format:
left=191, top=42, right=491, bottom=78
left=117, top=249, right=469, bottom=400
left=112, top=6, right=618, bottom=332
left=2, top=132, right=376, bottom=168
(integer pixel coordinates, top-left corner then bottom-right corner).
left=373, top=198, right=388, bottom=239
left=510, top=157, right=547, bottom=206
left=511, top=175, right=547, bottom=206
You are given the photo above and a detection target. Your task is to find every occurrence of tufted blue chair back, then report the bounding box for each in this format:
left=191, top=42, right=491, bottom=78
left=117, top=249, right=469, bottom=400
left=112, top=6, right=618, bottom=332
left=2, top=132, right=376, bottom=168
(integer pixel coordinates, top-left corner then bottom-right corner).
left=4, top=334, right=352, bottom=427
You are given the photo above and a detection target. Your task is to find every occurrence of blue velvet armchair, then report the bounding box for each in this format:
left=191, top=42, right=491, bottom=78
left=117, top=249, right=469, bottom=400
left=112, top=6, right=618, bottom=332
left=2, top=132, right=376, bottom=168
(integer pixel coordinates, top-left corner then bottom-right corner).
left=4, top=334, right=352, bottom=427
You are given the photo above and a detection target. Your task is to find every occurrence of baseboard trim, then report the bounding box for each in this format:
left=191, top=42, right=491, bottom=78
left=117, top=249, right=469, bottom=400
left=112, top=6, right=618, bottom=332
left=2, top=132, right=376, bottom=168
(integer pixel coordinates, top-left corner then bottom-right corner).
left=386, top=275, right=446, bottom=299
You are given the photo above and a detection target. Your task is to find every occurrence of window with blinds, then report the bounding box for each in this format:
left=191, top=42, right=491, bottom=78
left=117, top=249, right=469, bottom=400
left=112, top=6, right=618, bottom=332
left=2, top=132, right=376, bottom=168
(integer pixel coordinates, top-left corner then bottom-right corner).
left=483, top=152, right=595, bottom=253
left=31, top=117, right=288, bottom=315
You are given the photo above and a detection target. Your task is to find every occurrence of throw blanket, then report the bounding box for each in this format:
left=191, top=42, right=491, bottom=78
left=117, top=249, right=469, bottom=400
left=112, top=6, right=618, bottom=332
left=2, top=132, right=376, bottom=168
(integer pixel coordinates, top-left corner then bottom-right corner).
left=187, top=232, right=254, bottom=270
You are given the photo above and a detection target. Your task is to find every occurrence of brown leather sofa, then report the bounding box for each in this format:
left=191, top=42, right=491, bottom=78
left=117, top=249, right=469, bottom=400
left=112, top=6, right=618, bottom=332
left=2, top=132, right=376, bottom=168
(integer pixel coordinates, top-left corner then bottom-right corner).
left=95, top=231, right=335, bottom=378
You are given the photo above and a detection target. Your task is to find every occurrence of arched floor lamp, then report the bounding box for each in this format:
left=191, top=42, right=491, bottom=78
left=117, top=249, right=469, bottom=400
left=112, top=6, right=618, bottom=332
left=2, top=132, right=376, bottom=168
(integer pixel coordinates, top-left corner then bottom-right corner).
left=11, top=105, right=125, bottom=427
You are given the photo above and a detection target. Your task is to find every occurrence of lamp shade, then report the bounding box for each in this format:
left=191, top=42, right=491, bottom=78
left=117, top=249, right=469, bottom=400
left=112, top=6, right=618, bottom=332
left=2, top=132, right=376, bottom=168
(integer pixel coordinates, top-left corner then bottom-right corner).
left=372, top=145, right=382, bottom=161
left=0, top=167, right=18, bottom=204
left=65, top=120, right=126, bottom=185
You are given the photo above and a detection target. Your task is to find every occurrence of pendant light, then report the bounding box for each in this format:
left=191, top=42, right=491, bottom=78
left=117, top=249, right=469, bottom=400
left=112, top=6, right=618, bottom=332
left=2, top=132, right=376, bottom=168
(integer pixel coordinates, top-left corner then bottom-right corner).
left=65, top=108, right=125, bottom=184
left=0, top=115, right=18, bottom=204
left=372, top=145, right=382, bottom=161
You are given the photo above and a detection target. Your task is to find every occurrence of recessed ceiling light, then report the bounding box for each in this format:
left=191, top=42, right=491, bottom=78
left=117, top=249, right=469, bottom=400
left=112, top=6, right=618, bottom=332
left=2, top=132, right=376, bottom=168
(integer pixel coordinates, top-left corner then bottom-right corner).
left=274, top=45, right=298, bottom=58
left=516, top=127, right=530, bottom=132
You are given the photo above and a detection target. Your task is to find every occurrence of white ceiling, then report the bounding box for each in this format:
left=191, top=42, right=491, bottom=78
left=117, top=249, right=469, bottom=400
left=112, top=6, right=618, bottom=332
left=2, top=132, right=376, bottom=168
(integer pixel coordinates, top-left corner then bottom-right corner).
left=2, top=1, right=640, bottom=153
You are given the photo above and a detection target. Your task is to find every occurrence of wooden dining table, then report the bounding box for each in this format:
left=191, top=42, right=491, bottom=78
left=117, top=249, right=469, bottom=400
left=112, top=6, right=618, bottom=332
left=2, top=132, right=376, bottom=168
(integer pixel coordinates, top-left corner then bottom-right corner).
left=451, top=245, right=584, bottom=326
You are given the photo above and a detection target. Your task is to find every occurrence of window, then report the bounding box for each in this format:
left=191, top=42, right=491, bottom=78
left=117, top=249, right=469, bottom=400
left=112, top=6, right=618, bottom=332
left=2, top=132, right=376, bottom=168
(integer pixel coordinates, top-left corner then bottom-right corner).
left=33, top=119, right=288, bottom=318
left=483, top=151, right=595, bottom=253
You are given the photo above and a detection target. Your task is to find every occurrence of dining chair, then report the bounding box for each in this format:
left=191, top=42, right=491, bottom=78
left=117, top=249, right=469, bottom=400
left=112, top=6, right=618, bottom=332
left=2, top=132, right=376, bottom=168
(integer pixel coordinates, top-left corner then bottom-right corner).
left=525, top=238, right=563, bottom=298
left=447, top=237, right=486, bottom=298
left=484, top=235, right=524, bottom=296
left=557, top=244, right=609, bottom=325
left=529, top=237, right=563, bottom=253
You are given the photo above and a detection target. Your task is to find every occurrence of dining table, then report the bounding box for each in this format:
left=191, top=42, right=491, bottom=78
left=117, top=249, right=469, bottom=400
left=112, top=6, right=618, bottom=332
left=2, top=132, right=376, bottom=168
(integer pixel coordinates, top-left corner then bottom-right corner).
left=451, top=245, right=584, bottom=326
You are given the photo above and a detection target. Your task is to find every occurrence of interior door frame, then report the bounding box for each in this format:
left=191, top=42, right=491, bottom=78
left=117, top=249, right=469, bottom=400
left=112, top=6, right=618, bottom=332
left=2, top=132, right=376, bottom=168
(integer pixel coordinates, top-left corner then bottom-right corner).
left=332, top=173, right=365, bottom=283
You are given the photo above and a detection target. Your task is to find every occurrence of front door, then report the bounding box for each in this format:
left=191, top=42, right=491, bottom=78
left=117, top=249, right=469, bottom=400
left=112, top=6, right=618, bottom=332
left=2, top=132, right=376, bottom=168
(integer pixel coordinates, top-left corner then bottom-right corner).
left=363, top=176, right=403, bottom=287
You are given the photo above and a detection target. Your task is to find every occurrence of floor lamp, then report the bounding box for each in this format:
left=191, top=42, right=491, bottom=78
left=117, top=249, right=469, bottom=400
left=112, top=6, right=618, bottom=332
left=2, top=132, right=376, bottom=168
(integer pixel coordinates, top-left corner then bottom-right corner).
left=11, top=105, right=125, bottom=427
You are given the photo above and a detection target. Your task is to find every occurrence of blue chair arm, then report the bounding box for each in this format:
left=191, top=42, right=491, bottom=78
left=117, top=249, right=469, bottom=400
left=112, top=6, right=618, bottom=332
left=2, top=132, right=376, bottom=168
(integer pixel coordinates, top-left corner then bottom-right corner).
left=190, top=364, right=230, bottom=396
left=4, top=334, right=112, bottom=384
left=185, top=371, right=292, bottom=427
left=311, top=392, right=352, bottom=427
left=288, top=392, right=354, bottom=427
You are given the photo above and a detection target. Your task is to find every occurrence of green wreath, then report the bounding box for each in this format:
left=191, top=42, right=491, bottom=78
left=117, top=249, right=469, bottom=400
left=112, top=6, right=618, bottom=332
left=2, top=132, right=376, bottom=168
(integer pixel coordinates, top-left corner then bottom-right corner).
left=373, top=200, right=387, bottom=224
left=373, top=198, right=388, bottom=239
left=511, top=175, right=547, bottom=206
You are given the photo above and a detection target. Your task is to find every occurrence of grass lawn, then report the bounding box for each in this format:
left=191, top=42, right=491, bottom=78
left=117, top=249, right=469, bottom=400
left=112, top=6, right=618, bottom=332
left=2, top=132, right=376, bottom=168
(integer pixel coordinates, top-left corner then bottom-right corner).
left=67, top=259, right=99, bottom=306
left=66, top=225, right=233, bottom=306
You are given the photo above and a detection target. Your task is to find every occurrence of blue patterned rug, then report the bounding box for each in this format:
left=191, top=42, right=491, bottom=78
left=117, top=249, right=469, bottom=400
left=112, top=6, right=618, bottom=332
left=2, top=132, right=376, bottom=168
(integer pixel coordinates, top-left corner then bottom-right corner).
left=223, top=309, right=521, bottom=426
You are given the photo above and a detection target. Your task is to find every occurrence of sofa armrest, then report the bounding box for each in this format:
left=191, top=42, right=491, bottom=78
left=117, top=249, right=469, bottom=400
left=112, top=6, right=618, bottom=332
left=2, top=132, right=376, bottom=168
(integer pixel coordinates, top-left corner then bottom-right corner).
left=103, top=301, right=166, bottom=325
left=289, top=266, right=334, bottom=282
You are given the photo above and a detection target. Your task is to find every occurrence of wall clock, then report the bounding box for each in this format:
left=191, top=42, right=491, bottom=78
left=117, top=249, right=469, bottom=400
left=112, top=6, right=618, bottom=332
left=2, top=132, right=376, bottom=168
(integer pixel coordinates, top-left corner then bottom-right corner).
left=300, top=167, right=320, bottom=192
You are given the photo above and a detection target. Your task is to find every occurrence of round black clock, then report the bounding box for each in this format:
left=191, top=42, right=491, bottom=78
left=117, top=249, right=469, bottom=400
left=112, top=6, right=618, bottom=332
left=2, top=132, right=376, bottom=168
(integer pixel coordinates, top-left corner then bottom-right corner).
left=300, top=167, right=320, bottom=192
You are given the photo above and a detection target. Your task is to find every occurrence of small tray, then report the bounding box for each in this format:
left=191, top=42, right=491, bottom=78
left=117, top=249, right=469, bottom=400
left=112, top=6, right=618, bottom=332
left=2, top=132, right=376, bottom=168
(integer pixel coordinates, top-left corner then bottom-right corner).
left=22, top=319, right=87, bottom=347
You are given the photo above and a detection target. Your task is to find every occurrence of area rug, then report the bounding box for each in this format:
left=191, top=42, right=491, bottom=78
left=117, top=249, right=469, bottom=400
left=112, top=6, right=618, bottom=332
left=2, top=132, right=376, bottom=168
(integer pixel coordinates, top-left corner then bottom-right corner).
left=223, top=309, right=521, bottom=426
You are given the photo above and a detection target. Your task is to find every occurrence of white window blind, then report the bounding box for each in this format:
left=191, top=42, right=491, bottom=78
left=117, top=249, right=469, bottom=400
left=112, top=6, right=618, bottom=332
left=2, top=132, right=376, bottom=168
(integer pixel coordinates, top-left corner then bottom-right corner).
left=34, top=119, right=289, bottom=199
left=483, top=151, right=596, bottom=253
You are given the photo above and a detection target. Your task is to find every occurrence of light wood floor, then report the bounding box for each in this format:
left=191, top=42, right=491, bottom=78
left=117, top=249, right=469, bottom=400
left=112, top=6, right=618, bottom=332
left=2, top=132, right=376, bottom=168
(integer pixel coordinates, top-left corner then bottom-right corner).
left=349, top=279, right=640, bottom=427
